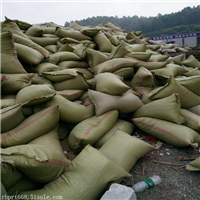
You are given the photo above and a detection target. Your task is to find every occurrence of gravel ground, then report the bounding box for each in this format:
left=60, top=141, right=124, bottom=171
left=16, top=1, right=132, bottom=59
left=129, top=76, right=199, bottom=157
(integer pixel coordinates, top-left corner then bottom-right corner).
left=122, top=129, right=200, bottom=200
left=60, top=128, right=200, bottom=200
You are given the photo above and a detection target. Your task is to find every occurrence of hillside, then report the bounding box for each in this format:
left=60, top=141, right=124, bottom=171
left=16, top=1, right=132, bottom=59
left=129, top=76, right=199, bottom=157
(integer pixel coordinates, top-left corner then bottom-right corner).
left=65, top=5, right=200, bottom=37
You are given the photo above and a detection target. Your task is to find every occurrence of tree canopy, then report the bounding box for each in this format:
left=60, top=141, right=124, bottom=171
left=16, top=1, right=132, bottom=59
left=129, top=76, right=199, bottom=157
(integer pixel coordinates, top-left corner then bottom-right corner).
left=64, top=6, right=200, bottom=37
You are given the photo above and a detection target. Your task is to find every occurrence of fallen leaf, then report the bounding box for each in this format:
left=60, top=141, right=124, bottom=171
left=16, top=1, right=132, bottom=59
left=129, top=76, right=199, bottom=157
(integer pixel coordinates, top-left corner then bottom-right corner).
left=176, top=156, right=182, bottom=161
left=154, top=141, right=163, bottom=149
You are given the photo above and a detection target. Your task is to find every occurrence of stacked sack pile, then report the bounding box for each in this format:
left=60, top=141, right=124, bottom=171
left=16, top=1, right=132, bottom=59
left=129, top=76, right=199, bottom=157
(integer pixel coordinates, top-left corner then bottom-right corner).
left=1, top=17, right=200, bottom=199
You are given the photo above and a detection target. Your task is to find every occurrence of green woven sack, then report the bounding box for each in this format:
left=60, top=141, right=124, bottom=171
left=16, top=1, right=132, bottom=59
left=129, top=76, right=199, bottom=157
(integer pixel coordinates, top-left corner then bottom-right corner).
left=94, top=119, right=134, bottom=148
left=149, top=54, right=169, bottom=62
left=1, top=73, right=33, bottom=94
left=113, top=67, right=134, bottom=80
left=68, top=110, right=118, bottom=153
left=109, top=41, right=131, bottom=59
left=53, top=72, right=89, bottom=91
left=92, top=72, right=130, bottom=95
left=134, top=59, right=167, bottom=70
left=1, top=106, right=59, bottom=148
left=1, top=104, right=25, bottom=132
left=105, top=32, right=120, bottom=46
left=28, top=124, right=64, bottom=153
left=133, top=94, right=185, bottom=124
left=1, top=17, right=30, bottom=40
left=58, top=60, right=88, bottom=69
left=90, top=58, right=138, bottom=74
left=25, top=26, right=43, bottom=36
left=28, top=36, right=59, bottom=47
left=19, top=145, right=130, bottom=200
left=44, top=94, right=94, bottom=124
left=105, top=22, right=122, bottom=31
left=15, top=43, right=45, bottom=65
left=126, top=52, right=151, bottom=61
left=166, top=54, right=185, bottom=65
left=1, top=162, right=23, bottom=189
left=131, top=66, right=154, bottom=95
left=182, top=55, right=200, bottom=69
left=43, top=69, right=78, bottom=82
left=7, top=176, right=42, bottom=195
left=1, top=144, right=71, bottom=183
left=25, top=62, right=59, bottom=74
left=43, top=27, right=56, bottom=34
left=151, top=63, right=188, bottom=78
left=93, top=32, right=113, bottom=53
left=188, top=104, right=200, bottom=116
left=48, top=52, right=81, bottom=65
left=80, top=27, right=100, bottom=37
left=15, top=85, right=56, bottom=106
left=13, top=34, right=50, bottom=59
left=1, top=32, right=27, bottom=74
left=184, top=67, right=200, bottom=77
left=186, top=157, right=200, bottom=171
left=57, top=90, right=85, bottom=101
left=31, top=74, right=53, bottom=87
left=14, top=20, right=32, bottom=30
left=126, top=31, right=143, bottom=44
left=44, top=45, right=57, bottom=53
left=55, top=27, right=92, bottom=40
left=180, top=109, right=200, bottom=133
left=100, top=129, right=155, bottom=172
left=149, top=76, right=200, bottom=109
left=126, top=44, right=146, bottom=52
left=86, top=48, right=109, bottom=68
left=176, top=76, right=200, bottom=96
left=132, top=117, right=200, bottom=148
left=0, top=98, right=15, bottom=109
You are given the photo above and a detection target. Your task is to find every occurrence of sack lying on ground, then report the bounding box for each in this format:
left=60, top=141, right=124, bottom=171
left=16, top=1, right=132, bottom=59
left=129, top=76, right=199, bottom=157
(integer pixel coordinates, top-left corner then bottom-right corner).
left=1, top=144, right=71, bottom=183
left=132, top=117, right=200, bottom=148
left=19, top=145, right=130, bottom=200
left=100, top=129, right=155, bottom=172
left=185, top=157, right=200, bottom=171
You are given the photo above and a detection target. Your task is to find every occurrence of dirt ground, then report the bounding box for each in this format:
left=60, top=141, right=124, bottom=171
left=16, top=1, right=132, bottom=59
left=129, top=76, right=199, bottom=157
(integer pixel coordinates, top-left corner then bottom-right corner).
left=60, top=128, right=200, bottom=200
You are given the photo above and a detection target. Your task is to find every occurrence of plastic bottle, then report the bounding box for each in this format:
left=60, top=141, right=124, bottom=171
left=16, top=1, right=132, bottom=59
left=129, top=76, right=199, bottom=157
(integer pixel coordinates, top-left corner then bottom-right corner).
left=132, top=175, right=162, bottom=192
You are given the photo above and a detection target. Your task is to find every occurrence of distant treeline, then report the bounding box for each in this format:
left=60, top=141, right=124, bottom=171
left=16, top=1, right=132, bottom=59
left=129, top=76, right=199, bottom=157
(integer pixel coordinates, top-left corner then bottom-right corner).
left=65, top=6, right=200, bottom=37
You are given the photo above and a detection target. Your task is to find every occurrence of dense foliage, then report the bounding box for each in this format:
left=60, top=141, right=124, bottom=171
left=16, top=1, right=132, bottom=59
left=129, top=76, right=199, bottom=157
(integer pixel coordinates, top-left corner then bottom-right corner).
left=65, top=6, right=200, bottom=37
